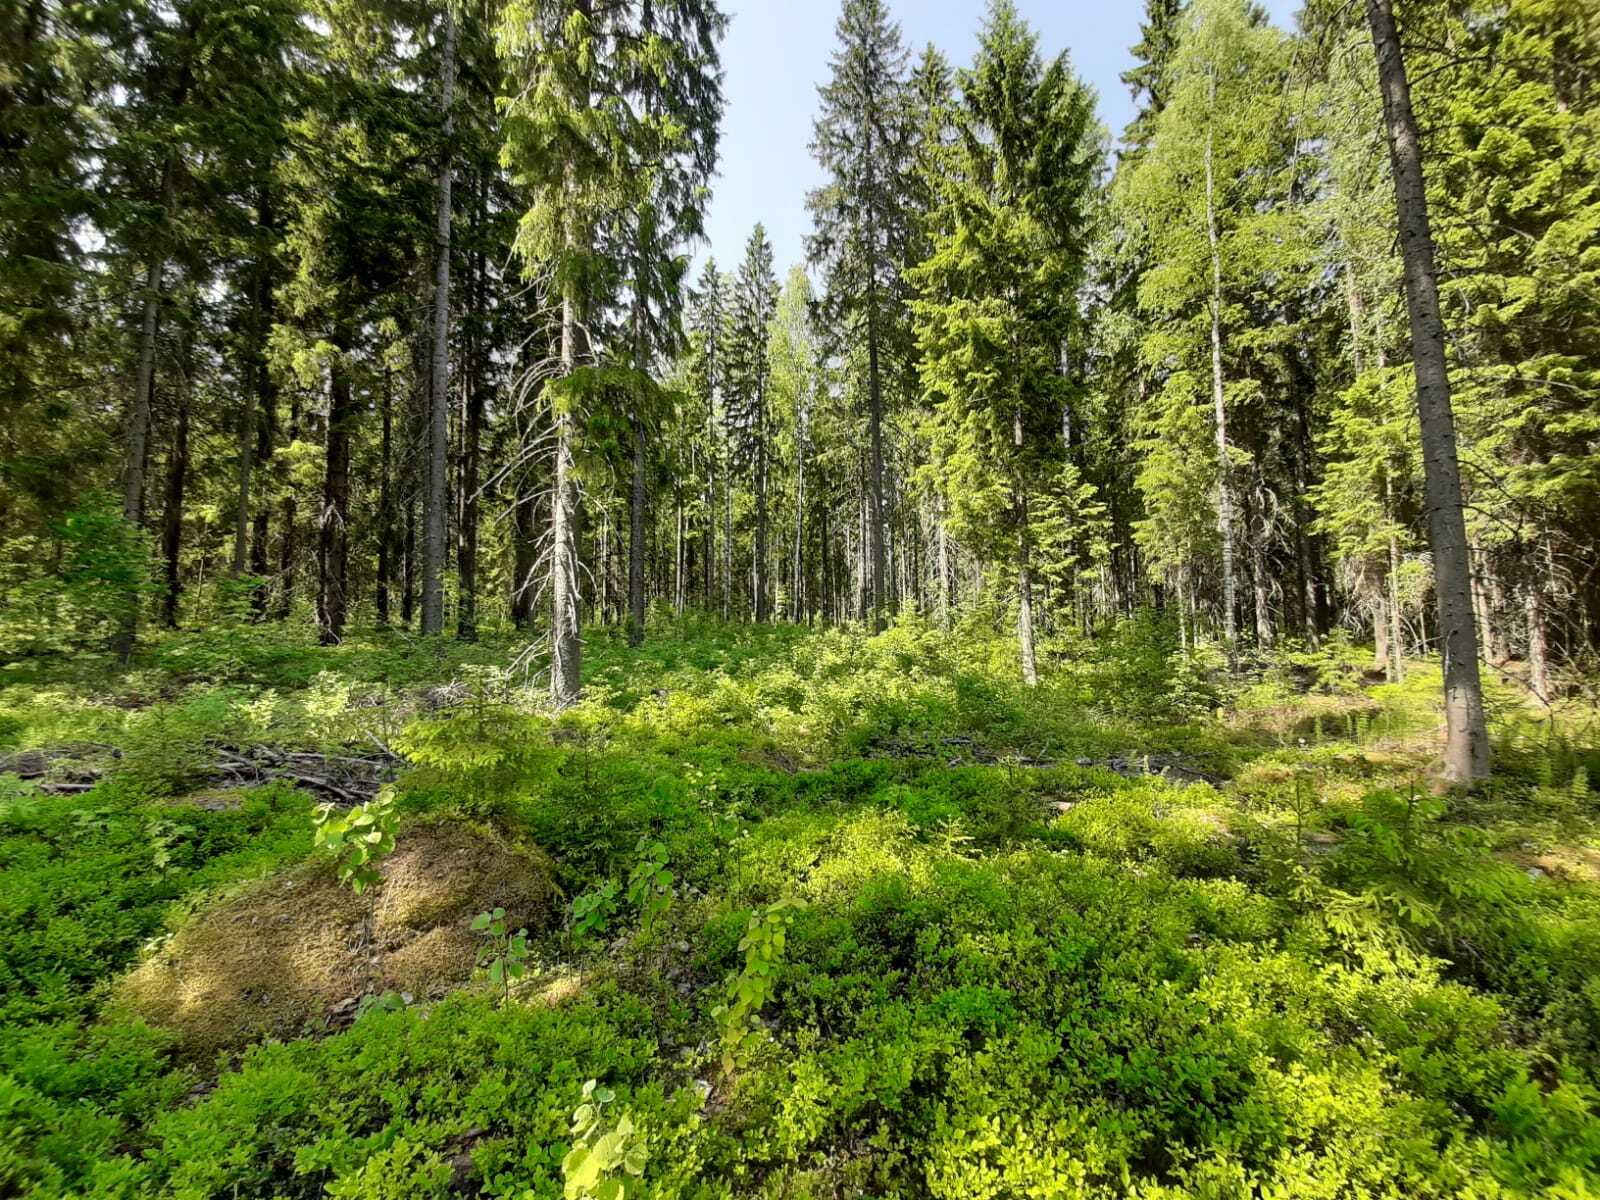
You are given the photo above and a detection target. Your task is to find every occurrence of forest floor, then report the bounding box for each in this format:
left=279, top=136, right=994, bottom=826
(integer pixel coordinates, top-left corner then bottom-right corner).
left=3, top=614, right=1600, bottom=1198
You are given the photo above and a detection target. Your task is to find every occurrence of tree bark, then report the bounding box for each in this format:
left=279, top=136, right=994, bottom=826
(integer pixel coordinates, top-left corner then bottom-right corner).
left=233, top=186, right=274, bottom=577
left=865, top=290, right=886, bottom=631
left=1204, top=71, right=1238, bottom=670
left=421, top=5, right=455, bottom=637
left=317, top=340, right=354, bottom=645
left=628, top=280, right=647, bottom=645
left=551, top=269, right=583, bottom=707
left=793, top=410, right=805, bottom=622
left=160, top=351, right=190, bottom=629
left=112, top=163, right=174, bottom=656
left=512, top=489, right=538, bottom=631
left=753, top=374, right=769, bottom=623
left=276, top=393, right=300, bottom=622
left=1017, top=517, right=1038, bottom=687
left=1366, top=0, right=1489, bottom=784
left=1384, top=473, right=1406, bottom=680
left=936, top=501, right=951, bottom=630
left=1526, top=540, right=1552, bottom=703
left=377, top=370, right=394, bottom=626
left=457, top=189, right=483, bottom=642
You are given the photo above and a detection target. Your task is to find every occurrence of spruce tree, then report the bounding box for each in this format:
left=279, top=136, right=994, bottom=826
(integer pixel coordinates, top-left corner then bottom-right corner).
left=725, top=225, right=779, bottom=622
left=806, top=0, right=914, bottom=630
left=911, top=0, right=1100, bottom=684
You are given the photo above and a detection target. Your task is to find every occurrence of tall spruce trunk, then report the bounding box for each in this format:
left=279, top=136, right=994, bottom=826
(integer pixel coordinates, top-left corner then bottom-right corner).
left=1366, top=0, right=1489, bottom=783
left=233, top=186, right=273, bottom=576
left=377, top=372, right=394, bottom=626
left=793, top=416, right=805, bottom=621
left=628, top=282, right=647, bottom=645
left=160, top=352, right=190, bottom=629
left=753, top=378, right=769, bottom=622
left=250, top=268, right=278, bottom=619
left=1017, top=513, right=1038, bottom=688
left=421, top=6, right=456, bottom=636
left=723, top=473, right=732, bottom=619
left=113, top=162, right=174, bottom=657
left=318, top=340, right=354, bottom=645
left=550, top=275, right=583, bottom=707
left=1526, top=539, right=1552, bottom=703
left=1384, top=471, right=1406, bottom=680
left=232, top=305, right=259, bottom=576
left=457, top=196, right=484, bottom=642
left=1204, top=72, right=1238, bottom=670
left=276, top=393, right=300, bottom=621
left=937, top=503, right=952, bottom=630
left=512, top=489, right=538, bottom=630
left=865, top=287, right=886, bottom=631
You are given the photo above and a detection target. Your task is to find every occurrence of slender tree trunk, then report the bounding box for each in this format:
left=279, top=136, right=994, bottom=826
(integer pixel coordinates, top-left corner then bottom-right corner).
left=1251, top=498, right=1273, bottom=649
left=1204, top=72, right=1238, bottom=670
left=865, top=278, right=886, bottom=630
left=628, top=282, right=647, bottom=645
left=421, top=5, right=455, bottom=636
left=377, top=371, right=394, bottom=626
left=1374, top=588, right=1392, bottom=675
left=754, top=381, right=769, bottom=622
left=112, top=193, right=171, bottom=654
left=232, top=310, right=260, bottom=574
left=1018, top=512, right=1038, bottom=687
left=318, top=339, right=354, bottom=645
left=122, top=173, right=172, bottom=533
left=1526, top=541, right=1552, bottom=703
left=722, top=472, right=732, bottom=619
left=675, top=492, right=685, bottom=614
left=551, top=276, right=583, bottom=706
left=793, top=413, right=805, bottom=621
left=1367, top=0, right=1489, bottom=783
left=1384, top=472, right=1405, bottom=680
left=160, top=353, right=190, bottom=629
left=276, top=394, right=300, bottom=622
left=937, top=509, right=953, bottom=630
left=512, top=488, right=538, bottom=631
left=457, top=210, right=483, bottom=641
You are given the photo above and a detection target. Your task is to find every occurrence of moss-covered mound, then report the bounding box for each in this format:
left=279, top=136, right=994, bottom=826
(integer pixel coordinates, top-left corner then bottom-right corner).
left=114, top=822, right=557, bottom=1058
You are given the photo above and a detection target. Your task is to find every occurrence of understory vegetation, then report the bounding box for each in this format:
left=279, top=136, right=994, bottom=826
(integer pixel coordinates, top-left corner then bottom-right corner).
left=4, top=615, right=1599, bottom=1198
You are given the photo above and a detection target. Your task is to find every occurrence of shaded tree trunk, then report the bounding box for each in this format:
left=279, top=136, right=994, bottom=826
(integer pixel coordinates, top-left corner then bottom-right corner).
left=457, top=194, right=483, bottom=642
left=377, top=371, right=394, bottom=626
left=233, top=186, right=274, bottom=577
left=511, top=488, right=538, bottom=631
left=276, top=392, right=300, bottom=622
left=629, top=283, right=647, bottom=645
left=317, top=340, right=354, bottom=645
left=1017, top=516, right=1038, bottom=687
left=160, top=352, right=190, bottom=629
left=1366, top=0, right=1489, bottom=784
left=1526, top=541, right=1552, bottom=703
left=421, top=5, right=455, bottom=637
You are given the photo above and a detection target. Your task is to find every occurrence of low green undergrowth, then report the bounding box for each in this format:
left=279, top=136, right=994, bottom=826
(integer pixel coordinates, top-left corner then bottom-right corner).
left=2, top=613, right=1598, bottom=1197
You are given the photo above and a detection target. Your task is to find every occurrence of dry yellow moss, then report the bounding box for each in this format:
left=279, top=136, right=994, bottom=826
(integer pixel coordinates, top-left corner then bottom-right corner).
left=114, top=821, right=557, bottom=1058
